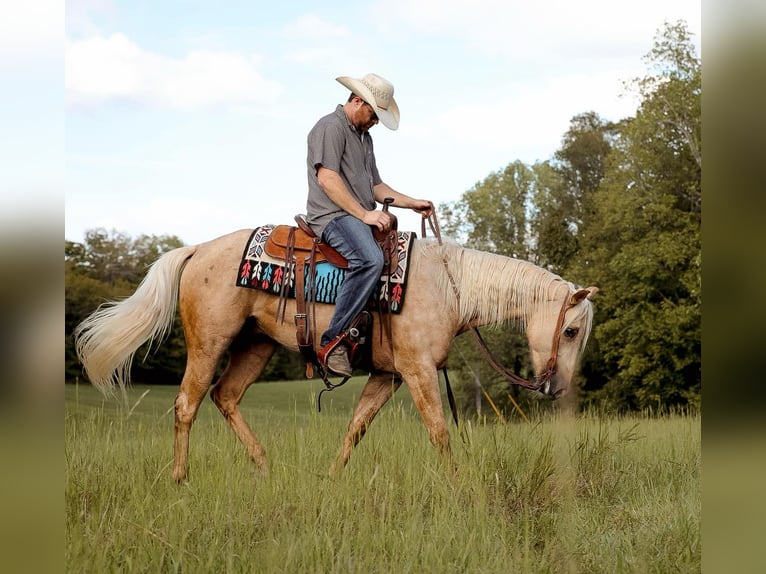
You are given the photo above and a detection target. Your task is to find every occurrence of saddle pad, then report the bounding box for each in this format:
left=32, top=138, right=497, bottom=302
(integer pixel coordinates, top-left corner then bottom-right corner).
left=236, top=225, right=416, bottom=313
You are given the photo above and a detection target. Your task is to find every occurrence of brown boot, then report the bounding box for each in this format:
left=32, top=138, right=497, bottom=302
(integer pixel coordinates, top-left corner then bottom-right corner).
left=325, top=345, right=352, bottom=377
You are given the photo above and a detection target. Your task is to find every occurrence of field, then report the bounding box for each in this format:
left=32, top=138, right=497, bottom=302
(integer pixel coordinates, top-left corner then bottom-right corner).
left=65, top=380, right=700, bottom=573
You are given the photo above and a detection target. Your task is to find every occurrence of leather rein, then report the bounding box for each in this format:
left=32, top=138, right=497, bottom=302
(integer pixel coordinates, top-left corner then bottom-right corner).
left=421, top=211, right=575, bottom=393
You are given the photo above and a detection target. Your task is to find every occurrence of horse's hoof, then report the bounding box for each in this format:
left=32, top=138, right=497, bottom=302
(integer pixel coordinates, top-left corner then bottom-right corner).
left=328, top=460, right=347, bottom=479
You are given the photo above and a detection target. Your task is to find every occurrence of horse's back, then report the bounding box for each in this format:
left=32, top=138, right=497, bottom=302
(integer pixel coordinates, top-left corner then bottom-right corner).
left=194, top=228, right=254, bottom=254
left=184, top=228, right=253, bottom=273
left=180, top=228, right=258, bottom=301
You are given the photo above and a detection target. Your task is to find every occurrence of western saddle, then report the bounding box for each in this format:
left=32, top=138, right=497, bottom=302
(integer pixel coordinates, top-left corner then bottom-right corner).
left=263, top=199, right=399, bottom=383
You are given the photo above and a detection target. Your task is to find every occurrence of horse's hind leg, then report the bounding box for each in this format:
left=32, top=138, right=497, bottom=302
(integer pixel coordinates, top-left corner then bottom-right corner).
left=210, top=335, right=277, bottom=475
left=330, top=371, right=402, bottom=477
left=173, top=347, right=226, bottom=484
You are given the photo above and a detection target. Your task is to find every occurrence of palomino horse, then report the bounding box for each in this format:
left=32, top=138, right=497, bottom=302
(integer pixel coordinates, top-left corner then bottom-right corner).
left=75, top=228, right=597, bottom=483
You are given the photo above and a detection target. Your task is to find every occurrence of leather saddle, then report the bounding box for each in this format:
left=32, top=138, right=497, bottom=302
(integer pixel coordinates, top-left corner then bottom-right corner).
left=268, top=210, right=399, bottom=383
left=264, top=216, right=348, bottom=268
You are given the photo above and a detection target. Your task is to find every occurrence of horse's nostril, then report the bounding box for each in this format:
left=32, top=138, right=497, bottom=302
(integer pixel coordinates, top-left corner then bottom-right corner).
left=553, top=388, right=567, bottom=399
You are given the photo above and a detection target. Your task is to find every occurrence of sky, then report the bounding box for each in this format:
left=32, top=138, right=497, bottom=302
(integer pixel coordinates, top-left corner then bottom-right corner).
left=60, top=0, right=700, bottom=246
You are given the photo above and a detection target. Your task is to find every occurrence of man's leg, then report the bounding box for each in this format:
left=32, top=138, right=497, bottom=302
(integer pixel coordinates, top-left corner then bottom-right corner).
left=320, top=215, right=384, bottom=372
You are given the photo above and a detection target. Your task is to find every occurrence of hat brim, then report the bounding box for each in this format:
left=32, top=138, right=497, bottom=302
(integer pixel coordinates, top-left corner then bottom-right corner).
left=337, top=76, right=400, bottom=130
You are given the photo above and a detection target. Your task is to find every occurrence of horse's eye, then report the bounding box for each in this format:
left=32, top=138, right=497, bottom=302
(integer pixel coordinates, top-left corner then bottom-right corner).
left=564, top=327, right=579, bottom=339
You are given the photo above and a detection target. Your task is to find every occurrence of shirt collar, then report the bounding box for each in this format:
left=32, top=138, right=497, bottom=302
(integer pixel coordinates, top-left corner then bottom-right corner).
left=335, top=104, right=366, bottom=139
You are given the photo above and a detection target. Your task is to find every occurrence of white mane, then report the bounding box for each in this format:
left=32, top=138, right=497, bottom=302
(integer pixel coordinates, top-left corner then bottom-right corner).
left=413, top=239, right=592, bottom=344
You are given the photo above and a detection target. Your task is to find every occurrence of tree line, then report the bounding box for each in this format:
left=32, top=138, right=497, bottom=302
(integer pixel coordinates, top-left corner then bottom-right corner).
left=65, top=21, right=700, bottom=414
left=442, top=21, right=700, bottom=414
left=65, top=230, right=308, bottom=385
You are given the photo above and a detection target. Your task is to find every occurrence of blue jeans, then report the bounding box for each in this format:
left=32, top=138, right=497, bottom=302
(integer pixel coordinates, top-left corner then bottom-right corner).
left=320, top=214, right=384, bottom=346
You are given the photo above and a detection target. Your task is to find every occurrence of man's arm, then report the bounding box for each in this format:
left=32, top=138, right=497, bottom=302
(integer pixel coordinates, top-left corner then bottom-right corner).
left=317, top=167, right=394, bottom=231
left=373, top=182, right=434, bottom=218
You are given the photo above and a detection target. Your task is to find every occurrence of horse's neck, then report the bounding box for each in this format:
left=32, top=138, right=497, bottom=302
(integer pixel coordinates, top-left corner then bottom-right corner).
left=438, top=245, right=564, bottom=329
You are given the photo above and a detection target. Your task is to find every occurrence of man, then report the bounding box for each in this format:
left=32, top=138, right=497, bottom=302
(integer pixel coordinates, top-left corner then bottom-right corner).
left=306, top=73, right=433, bottom=377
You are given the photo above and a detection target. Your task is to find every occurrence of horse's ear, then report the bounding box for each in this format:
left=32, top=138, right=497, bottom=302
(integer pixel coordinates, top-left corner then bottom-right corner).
left=570, top=287, right=598, bottom=305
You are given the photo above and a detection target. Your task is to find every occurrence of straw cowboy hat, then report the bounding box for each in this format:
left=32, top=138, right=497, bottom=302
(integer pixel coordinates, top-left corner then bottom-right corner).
left=336, top=73, right=400, bottom=130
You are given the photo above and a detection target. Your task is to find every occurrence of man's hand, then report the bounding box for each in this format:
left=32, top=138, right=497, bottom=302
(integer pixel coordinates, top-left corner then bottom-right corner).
left=412, top=200, right=434, bottom=218
left=362, top=210, right=394, bottom=232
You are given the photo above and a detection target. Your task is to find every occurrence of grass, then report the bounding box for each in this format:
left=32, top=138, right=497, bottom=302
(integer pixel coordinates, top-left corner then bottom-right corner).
left=65, top=380, right=700, bottom=573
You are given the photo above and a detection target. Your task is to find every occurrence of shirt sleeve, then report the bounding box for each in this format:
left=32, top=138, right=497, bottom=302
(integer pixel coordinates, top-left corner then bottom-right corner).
left=307, top=120, right=345, bottom=174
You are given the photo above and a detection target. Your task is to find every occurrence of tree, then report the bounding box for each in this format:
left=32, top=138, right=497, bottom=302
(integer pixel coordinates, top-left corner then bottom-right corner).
left=440, top=161, right=547, bottom=416
left=555, top=111, right=617, bottom=198
left=66, top=228, right=308, bottom=384
left=441, top=161, right=534, bottom=259
left=440, top=21, right=701, bottom=414
left=569, top=20, right=701, bottom=410
left=532, top=113, right=618, bottom=274
left=65, top=260, right=132, bottom=380
left=65, top=230, right=189, bottom=383
left=66, top=228, right=185, bottom=285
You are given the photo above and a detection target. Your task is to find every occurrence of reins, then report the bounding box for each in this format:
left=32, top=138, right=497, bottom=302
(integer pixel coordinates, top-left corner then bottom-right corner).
left=312, top=207, right=574, bottom=424
left=421, top=210, right=575, bottom=399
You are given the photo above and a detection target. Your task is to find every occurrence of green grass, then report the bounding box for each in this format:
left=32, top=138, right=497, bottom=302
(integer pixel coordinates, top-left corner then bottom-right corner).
left=65, top=381, right=700, bottom=573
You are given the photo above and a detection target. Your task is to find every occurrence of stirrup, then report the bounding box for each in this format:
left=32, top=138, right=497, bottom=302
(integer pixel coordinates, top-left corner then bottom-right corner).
left=315, top=338, right=351, bottom=412
left=317, top=336, right=346, bottom=372
left=314, top=312, right=373, bottom=411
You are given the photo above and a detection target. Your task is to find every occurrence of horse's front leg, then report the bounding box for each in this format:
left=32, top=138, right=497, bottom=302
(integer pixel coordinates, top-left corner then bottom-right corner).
left=330, top=371, right=402, bottom=477
left=400, top=364, right=454, bottom=468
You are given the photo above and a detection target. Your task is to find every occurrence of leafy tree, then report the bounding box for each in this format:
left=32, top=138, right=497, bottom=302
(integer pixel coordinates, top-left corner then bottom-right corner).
left=529, top=161, right=575, bottom=272
left=66, top=228, right=308, bottom=384
left=66, top=229, right=135, bottom=284
left=441, top=161, right=534, bottom=259
left=569, top=20, right=701, bottom=411
left=556, top=111, right=618, bottom=199
left=66, top=228, right=185, bottom=285
left=440, top=161, right=545, bottom=415
left=65, top=230, right=188, bottom=383
left=441, top=21, right=701, bottom=414
left=532, top=113, right=618, bottom=274
left=65, top=260, right=132, bottom=380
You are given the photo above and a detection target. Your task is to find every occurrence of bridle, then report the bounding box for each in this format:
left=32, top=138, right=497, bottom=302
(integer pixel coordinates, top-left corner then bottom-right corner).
left=467, top=295, right=575, bottom=391
left=422, top=210, right=577, bottom=393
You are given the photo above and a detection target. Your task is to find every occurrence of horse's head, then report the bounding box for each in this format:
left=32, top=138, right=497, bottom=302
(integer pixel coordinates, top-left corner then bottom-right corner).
left=526, top=284, right=598, bottom=399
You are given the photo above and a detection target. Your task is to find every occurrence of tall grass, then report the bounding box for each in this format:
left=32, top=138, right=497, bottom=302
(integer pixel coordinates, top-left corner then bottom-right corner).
left=65, top=382, right=700, bottom=573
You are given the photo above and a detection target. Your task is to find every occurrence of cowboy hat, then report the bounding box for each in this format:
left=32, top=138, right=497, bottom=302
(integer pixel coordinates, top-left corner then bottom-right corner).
left=336, top=73, right=400, bottom=130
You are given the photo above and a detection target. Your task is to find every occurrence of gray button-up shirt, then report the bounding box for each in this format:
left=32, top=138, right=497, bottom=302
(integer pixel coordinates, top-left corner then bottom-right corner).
left=306, top=104, right=382, bottom=238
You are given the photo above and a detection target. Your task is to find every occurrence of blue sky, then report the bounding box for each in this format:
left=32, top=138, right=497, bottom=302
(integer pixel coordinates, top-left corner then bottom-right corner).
left=62, top=0, right=700, bottom=245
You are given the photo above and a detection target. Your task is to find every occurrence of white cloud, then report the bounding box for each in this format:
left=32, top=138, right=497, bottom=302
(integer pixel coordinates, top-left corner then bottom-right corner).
left=282, top=14, right=352, bottom=39
left=0, top=0, right=63, bottom=65
left=372, top=0, right=700, bottom=60
left=401, top=69, right=639, bottom=169
left=66, top=0, right=115, bottom=37
left=280, top=15, right=354, bottom=65
left=66, top=33, right=283, bottom=110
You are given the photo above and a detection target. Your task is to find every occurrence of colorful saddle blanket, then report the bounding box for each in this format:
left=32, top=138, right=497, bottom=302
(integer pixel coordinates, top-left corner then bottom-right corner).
left=236, top=225, right=416, bottom=313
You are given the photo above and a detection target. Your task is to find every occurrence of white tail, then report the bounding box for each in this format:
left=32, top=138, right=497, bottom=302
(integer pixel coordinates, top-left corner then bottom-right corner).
left=74, top=245, right=197, bottom=394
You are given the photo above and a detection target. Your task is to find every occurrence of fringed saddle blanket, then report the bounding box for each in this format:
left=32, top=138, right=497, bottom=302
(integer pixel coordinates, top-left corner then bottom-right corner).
left=236, top=225, right=416, bottom=313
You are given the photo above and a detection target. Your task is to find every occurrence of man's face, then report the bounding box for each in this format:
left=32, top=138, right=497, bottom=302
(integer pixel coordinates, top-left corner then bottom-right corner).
left=354, top=98, right=379, bottom=132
